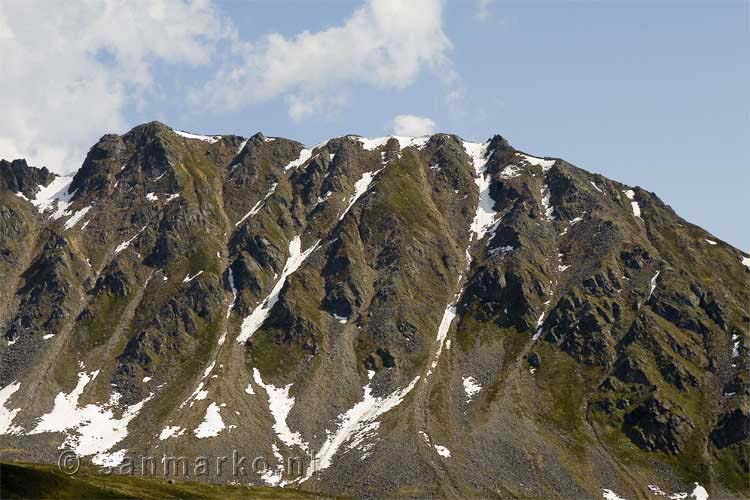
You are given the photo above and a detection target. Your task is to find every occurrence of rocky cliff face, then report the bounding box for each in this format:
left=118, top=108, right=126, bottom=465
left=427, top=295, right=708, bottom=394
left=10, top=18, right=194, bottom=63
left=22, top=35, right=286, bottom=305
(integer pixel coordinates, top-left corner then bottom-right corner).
left=0, top=122, right=747, bottom=499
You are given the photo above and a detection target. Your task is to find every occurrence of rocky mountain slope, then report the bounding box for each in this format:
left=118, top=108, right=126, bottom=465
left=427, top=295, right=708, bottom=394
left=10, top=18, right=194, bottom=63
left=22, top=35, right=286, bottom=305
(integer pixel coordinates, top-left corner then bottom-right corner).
left=0, top=122, right=747, bottom=499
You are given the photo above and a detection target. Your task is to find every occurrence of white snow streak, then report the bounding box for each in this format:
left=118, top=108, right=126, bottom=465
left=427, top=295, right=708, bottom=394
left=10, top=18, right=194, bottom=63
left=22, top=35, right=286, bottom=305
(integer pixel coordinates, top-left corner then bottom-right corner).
left=704, top=239, right=717, bottom=245
left=284, top=147, right=315, bottom=171
left=623, top=189, right=641, bottom=218
left=64, top=206, right=92, bottom=230
left=339, top=169, right=383, bottom=221
left=647, top=270, right=660, bottom=301
left=114, top=225, right=147, bottom=254
left=731, top=333, right=740, bottom=359
left=305, top=374, right=420, bottom=480
left=227, top=267, right=238, bottom=318
left=591, top=181, right=604, bottom=193
left=464, top=141, right=497, bottom=240
left=173, top=129, right=221, bottom=143
left=429, top=305, right=457, bottom=373
left=237, top=236, right=319, bottom=343
left=236, top=183, right=278, bottom=226
left=541, top=184, right=555, bottom=221
left=183, top=270, right=203, bottom=283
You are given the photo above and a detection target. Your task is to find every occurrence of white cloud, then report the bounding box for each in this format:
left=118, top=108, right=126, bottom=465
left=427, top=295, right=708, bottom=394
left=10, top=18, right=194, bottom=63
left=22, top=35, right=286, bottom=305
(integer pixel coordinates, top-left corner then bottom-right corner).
left=200, top=0, right=451, bottom=120
left=392, top=115, right=436, bottom=136
left=0, top=0, right=230, bottom=174
left=476, top=0, right=495, bottom=21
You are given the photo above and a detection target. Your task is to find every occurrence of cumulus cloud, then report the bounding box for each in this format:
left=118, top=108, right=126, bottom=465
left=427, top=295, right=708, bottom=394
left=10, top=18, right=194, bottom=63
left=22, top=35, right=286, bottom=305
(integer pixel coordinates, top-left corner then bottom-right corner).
left=0, top=0, right=229, bottom=173
left=391, top=115, right=437, bottom=136
left=200, top=0, right=451, bottom=121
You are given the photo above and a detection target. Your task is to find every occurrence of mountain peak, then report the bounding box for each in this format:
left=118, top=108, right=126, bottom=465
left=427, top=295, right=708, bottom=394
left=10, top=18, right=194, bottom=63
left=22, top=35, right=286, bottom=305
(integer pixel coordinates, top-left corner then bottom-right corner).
left=0, top=126, right=747, bottom=500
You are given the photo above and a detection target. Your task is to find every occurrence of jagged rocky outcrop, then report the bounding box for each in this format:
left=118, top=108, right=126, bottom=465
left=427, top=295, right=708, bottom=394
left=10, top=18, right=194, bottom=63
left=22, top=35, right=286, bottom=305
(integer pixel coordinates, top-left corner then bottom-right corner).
left=0, top=122, right=748, bottom=500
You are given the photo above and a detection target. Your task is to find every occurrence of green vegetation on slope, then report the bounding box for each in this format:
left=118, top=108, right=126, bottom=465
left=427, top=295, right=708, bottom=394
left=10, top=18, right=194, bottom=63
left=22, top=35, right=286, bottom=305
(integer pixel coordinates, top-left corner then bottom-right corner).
left=0, top=462, right=347, bottom=500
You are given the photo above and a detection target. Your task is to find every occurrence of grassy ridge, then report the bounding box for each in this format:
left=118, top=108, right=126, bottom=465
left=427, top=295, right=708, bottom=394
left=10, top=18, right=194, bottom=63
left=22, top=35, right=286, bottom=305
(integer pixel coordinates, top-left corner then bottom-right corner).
left=0, top=462, right=346, bottom=500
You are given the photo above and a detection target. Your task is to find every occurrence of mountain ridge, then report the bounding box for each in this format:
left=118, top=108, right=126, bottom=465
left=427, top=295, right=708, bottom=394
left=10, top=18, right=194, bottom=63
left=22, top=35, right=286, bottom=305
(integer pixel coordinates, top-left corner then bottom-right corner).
left=0, top=121, right=747, bottom=500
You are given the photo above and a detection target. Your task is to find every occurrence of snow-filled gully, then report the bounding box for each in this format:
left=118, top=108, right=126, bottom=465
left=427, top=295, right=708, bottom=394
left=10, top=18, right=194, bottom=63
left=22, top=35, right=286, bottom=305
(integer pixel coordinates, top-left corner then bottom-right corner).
left=237, top=236, right=320, bottom=344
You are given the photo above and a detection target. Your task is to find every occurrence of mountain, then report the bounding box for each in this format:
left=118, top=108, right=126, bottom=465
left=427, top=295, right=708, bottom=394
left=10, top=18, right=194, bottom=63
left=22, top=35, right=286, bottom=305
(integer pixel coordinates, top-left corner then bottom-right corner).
left=0, top=122, right=747, bottom=500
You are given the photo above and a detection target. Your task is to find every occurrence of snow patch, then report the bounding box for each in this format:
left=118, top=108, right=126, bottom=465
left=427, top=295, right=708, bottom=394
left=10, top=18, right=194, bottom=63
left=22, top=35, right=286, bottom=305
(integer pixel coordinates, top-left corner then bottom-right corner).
left=591, top=181, right=604, bottom=193
left=517, top=153, right=555, bottom=171
left=623, top=190, right=641, bottom=218
left=462, top=376, right=481, bottom=401
left=316, top=191, right=333, bottom=205
left=434, top=445, right=451, bottom=457
left=284, top=147, right=315, bottom=171
left=704, top=239, right=717, bottom=245
left=146, top=192, right=158, bottom=202
left=237, top=236, right=319, bottom=343
left=27, top=175, right=75, bottom=220
left=602, top=489, right=627, bottom=500
left=731, top=333, right=739, bottom=359
left=43, top=334, right=55, bottom=340
left=499, top=164, right=523, bottom=179
left=541, top=183, right=555, bottom=221
left=0, top=382, right=22, bottom=435
left=253, top=368, right=307, bottom=451
left=193, top=402, right=225, bottom=438
left=174, top=129, right=221, bottom=143
left=355, top=135, right=429, bottom=151
left=30, top=370, right=151, bottom=464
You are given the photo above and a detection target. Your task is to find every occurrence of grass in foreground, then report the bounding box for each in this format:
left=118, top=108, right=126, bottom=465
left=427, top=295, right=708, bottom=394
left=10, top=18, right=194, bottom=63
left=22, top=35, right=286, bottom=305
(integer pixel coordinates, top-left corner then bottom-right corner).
left=0, top=462, right=347, bottom=500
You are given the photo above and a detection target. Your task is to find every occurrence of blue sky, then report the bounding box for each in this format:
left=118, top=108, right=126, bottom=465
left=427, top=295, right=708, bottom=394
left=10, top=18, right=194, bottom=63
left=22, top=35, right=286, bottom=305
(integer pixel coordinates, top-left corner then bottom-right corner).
left=1, top=1, right=747, bottom=249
